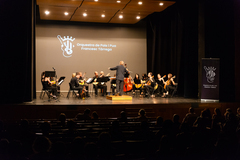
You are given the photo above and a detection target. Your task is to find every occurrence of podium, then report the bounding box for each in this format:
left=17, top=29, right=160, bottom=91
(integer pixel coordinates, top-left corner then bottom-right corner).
left=106, top=95, right=132, bottom=101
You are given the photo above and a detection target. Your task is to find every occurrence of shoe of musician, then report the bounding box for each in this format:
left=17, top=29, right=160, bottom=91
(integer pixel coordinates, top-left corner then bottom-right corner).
left=151, top=95, right=155, bottom=98
left=115, top=93, right=120, bottom=96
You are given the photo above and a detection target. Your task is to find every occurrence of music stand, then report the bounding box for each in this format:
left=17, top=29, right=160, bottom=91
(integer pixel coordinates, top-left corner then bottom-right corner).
left=58, top=76, right=65, bottom=85
left=45, top=71, right=56, bottom=77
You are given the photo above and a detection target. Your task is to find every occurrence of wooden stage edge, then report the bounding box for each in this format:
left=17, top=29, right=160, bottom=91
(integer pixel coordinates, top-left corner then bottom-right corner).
left=0, top=101, right=239, bottom=122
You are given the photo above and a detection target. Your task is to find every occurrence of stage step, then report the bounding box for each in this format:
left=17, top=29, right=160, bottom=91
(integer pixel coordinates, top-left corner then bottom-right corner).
left=106, top=95, right=132, bottom=101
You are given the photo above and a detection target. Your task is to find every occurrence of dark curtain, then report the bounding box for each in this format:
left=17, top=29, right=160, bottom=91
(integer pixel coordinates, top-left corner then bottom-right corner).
left=146, top=1, right=199, bottom=98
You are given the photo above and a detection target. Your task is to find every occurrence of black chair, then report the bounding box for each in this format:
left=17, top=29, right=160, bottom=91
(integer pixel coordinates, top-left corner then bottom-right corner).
left=40, top=86, right=52, bottom=99
left=168, top=83, right=178, bottom=97
left=66, top=83, right=78, bottom=98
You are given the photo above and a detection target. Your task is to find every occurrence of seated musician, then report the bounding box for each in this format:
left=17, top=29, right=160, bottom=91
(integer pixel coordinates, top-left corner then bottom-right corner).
left=111, top=74, right=117, bottom=95
left=132, top=73, right=142, bottom=95
left=92, top=71, right=108, bottom=96
left=41, top=72, right=57, bottom=98
left=156, top=74, right=165, bottom=96
left=143, top=72, right=156, bottom=98
left=162, top=73, right=176, bottom=98
left=79, top=72, right=90, bottom=97
left=99, top=71, right=108, bottom=96
left=70, top=72, right=83, bottom=98
left=140, top=73, right=148, bottom=95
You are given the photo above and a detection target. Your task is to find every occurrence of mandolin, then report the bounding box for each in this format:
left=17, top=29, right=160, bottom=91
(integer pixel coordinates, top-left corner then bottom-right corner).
left=164, top=76, right=176, bottom=89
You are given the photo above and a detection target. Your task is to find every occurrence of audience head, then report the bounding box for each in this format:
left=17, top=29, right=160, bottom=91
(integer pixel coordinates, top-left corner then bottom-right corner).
left=59, top=113, right=66, bottom=124
left=189, top=107, right=195, bottom=113
left=71, top=137, right=84, bottom=156
left=237, top=107, right=240, bottom=114
left=40, top=121, right=51, bottom=133
left=120, top=111, right=127, bottom=119
left=67, top=119, right=76, bottom=130
left=214, top=108, right=221, bottom=116
left=173, top=114, right=180, bottom=123
left=84, top=142, right=98, bottom=159
left=98, top=132, right=111, bottom=147
left=52, top=141, right=66, bottom=156
left=32, top=136, right=52, bottom=153
left=156, top=116, right=163, bottom=127
left=20, top=119, right=29, bottom=130
left=112, top=120, right=119, bottom=128
left=84, top=108, right=91, bottom=115
left=138, top=109, right=146, bottom=117
left=91, top=111, right=99, bottom=119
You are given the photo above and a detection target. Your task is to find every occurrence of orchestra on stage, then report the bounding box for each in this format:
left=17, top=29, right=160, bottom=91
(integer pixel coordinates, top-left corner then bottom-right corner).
left=41, top=62, right=177, bottom=100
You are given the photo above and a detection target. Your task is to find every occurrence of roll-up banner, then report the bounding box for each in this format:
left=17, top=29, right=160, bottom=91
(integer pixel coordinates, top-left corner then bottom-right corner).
left=201, top=58, right=220, bottom=100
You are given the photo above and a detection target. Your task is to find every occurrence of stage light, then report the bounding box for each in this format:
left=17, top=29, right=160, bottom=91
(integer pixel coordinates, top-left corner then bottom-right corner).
left=119, top=15, right=123, bottom=19
left=136, top=16, right=140, bottom=19
left=64, top=12, right=69, bottom=16
left=45, top=11, right=50, bottom=15
left=138, top=1, right=142, bottom=5
left=101, top=14, right=105, bottom=17
left=117, top=1, right=121, bottom=3
left=94, top=0, right=98, bottom=1
left=159, top=2, right=164, bottom=6
left=83, top=13, right=87, bottom=17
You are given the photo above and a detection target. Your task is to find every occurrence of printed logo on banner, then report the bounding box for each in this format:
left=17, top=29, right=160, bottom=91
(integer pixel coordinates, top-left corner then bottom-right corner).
left=204, top=66, right=216, bottom=83
left=57, top=35, right=75, bottom=58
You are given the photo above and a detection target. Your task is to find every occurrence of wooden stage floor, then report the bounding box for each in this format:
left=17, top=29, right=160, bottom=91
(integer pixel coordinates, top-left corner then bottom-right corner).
left=28, top=92, right=209, bottom=105
left=0, top=92, right=238, bottom=121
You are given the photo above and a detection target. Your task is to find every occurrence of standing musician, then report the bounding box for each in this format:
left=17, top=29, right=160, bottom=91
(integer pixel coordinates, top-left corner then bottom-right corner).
left=70, top=72, right=83, bottom=98
left=110, top=74, right=117, bottom=95
left=108, top=61, right=128, bottom=96
left=41, top=72, right=57, bottom=98
left=79, top=72, right=90, bottom=97
left=156, top=74, right=165, bottom=96
left=162, top=73, right=176, bottom=98
left=132, top=73, right=142, bottom=95
left=143, top=72, right=156, bottom=98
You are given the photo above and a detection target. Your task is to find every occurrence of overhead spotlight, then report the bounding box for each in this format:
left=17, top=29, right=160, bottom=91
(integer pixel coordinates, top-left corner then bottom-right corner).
left=138, top=1, right=142, bottom=5
left=136, top=16, right=140, bottom=19
left=64, top=12, right=69, bottom=16
left=94, top=0, right=98, bottom=1
left=101, top=14, right=105, bottom=17
left=45, top=10, right=50, bottom=15
left=119, top=15, right=123, bottom=19
left=117, top=0, right=121, bottom=3
left=83, top=13, right=87, bottom=17
left=159, top=2, right=164, bottom=6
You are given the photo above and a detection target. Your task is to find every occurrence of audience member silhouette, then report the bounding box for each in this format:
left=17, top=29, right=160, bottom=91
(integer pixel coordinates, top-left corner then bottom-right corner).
left=97, top=132, right=114, bottom=160
left=182, top=107, right=198, bottom=127
left=58, top=113, right=66, bottom=127
left=50, top=141, right=66, bottom=160
left=75, top=108, right=91, bottom=121
left=118, top=111, right=127, bottom=122
left=40, top=121, right=51, bottom=137
left=137, top=109, right=147, bottom=122
left=91, top=111, right=99, bottom=119
left=70, top=137, right=85, bottom=160
left=84, top=142, right=98, bottom=160
left=30, top=136, right=52, bottom=160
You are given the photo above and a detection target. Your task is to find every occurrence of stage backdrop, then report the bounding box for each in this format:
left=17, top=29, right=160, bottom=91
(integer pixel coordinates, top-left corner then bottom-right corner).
left=36, top=23, right=146, bottom=92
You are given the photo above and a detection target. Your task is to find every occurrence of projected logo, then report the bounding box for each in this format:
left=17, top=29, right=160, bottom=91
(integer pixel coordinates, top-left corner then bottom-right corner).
left=57, top=35, right=75, bottom=58
left=204, top=66, right=216, bottom=83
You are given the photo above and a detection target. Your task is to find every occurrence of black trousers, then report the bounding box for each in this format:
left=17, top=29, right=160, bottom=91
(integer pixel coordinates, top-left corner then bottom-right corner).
left=144, top=85, right=154, bottom=95
left=132, top=84, right=142, bottom=93
left=94, top=84, right=107, bottom=96
left=166, top=85, right=177, bottom=96
left=111, top=85, right=116, bottom=94
left=74, top=86, right=83, bottom=94
left=156, top=84, right=164, bottom=94
left=46, top=86, right=57, bottom=96
left=116, top=79, right=124, bottom=95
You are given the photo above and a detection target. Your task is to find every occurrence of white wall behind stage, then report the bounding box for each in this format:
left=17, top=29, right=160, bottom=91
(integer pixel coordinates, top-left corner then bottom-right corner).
left=36, top=23, right=147, bottom=92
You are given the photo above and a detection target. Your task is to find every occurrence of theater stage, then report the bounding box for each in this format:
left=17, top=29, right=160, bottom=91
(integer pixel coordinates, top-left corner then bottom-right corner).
left=0, top=92, right=236, bottom=122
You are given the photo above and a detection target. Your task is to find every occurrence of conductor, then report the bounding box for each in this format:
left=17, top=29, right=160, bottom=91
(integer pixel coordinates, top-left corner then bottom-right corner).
left=108, top=61, right=128, bottom=96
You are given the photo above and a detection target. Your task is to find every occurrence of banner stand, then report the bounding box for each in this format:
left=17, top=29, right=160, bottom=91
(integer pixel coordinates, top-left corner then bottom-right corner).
left=201, top=58, right=220, bottom=101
